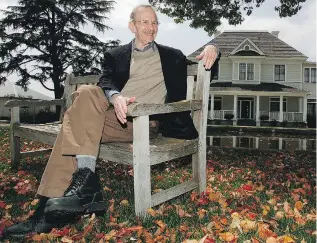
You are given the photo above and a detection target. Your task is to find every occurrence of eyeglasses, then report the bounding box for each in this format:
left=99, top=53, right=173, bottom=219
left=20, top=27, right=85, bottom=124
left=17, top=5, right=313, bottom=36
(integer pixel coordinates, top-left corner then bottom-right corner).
left=133, top=20, right=160, bottom=26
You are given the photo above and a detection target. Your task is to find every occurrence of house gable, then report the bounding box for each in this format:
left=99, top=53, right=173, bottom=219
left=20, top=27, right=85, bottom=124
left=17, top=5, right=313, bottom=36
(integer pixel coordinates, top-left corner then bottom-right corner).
left=230, top=38, right=265, bottom=56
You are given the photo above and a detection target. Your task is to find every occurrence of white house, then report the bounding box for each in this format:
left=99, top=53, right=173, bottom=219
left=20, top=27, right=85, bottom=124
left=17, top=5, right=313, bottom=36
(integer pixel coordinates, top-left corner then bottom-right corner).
left=188, top=30, right=316, bottom=126
left=0, top=82, right=54, bottom=119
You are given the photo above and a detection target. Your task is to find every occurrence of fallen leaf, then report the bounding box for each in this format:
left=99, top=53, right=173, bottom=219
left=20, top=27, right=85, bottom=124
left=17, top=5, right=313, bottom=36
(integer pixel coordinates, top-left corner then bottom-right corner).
left=120, top=200, right=129, bottom=206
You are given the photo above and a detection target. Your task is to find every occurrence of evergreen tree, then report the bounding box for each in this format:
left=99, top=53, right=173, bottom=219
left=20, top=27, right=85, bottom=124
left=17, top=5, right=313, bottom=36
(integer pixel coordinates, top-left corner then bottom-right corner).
left=0, top=0, right=118, bottom=99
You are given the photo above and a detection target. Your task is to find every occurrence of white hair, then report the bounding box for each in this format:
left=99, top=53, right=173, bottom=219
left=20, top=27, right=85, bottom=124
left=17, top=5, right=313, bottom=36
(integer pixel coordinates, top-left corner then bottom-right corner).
left=129, top=4, right=157, bottom=22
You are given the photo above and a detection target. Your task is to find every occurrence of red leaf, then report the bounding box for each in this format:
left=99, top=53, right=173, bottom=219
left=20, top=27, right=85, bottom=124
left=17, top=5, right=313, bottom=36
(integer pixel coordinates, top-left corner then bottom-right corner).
left=242, top=184, right=253, bottom=191
left=0, top=201, right=6, bottom=209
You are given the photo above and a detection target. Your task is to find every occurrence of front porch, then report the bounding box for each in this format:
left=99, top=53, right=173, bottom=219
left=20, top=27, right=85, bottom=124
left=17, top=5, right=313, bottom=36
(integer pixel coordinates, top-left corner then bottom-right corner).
left=208, top=83, right=310, bottom=127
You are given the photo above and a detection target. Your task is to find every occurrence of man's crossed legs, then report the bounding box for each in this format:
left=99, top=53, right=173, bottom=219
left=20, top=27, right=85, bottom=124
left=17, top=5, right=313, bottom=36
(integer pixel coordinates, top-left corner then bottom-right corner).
left=2, top=85, right=158, bottom=239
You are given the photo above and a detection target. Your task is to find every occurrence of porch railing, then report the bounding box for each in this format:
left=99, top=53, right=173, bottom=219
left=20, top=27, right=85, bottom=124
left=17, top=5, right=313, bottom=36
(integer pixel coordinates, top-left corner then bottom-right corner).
left=212, top=110, right=234, bottom=120
left=259, top=111, right=304, bottom=122
left=283, top=112, right=303, bottom=122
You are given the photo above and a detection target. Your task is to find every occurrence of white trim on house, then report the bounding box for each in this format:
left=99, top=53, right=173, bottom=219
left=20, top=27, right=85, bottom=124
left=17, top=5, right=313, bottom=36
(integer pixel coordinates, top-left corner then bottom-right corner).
left=230, top=38, right=265, bottom=56
left=273, top=64, right=286, bottom=82
left=232, top=63, right=234, bottom=80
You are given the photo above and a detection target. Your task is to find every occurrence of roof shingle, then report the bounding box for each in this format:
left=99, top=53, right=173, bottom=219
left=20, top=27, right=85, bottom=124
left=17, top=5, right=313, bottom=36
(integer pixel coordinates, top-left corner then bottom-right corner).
left=188, top=31, right=307, bottom=59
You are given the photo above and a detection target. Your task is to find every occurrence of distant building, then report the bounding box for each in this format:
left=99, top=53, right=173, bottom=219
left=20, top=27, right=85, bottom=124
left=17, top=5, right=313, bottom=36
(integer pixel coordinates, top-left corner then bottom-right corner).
left=188, top=30, right=316, bottom=126
left=0, top=82, right=54, bottom=119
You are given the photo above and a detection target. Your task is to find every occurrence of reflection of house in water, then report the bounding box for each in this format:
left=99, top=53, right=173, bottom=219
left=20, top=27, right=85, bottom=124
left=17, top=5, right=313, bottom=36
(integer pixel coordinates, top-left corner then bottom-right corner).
left=207, top=136, right=316, bottom=151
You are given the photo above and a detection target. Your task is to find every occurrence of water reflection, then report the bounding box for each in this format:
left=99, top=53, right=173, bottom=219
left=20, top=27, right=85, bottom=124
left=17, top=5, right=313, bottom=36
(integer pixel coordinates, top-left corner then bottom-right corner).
left=207, top=136, right=316, bottom=152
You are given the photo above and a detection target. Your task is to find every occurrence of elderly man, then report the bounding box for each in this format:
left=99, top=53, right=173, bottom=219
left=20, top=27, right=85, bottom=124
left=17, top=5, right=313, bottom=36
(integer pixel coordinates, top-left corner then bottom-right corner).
left=2, top=4, right=220, bottom=239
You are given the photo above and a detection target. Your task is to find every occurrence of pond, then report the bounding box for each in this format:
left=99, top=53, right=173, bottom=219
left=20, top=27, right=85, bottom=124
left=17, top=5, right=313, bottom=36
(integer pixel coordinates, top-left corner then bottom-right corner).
left=207, top=133, right=316, bottom=152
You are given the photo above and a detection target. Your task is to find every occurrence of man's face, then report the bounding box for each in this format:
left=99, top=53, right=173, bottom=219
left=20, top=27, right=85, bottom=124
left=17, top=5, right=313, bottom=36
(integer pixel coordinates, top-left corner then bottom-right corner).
left=129, top=7, right=158, bottom=47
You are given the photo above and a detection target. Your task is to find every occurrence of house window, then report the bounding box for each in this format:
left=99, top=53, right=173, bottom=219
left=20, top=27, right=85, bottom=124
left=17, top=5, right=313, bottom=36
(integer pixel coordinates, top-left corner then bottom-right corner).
left=275, top=65, right=285, bottom=81
left=214, top=97, right=222, bottom=110
left=304, top=68, right=316, bottom=83
left=239, top=63, right=254, bottom=80
left=270, top=97, right=287, bottom=112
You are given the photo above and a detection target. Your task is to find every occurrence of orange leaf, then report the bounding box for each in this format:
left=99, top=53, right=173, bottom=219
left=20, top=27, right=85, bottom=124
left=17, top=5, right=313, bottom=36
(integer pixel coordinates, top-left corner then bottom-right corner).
left=295, top=201, right=303, bottom=211
left=258, top=223, right=277, bottom=240
left=219, top=232, right=237, bottom=242
left=147, top=208, right=156, bottom=217
left=155, top=220, right=166, bottom=229
left=266, top=237, right=278, bottom=243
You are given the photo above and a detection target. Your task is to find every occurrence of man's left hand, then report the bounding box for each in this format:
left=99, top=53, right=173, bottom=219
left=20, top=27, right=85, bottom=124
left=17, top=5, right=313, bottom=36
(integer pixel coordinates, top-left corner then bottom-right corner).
left=196, top=45, right=218, bottom=70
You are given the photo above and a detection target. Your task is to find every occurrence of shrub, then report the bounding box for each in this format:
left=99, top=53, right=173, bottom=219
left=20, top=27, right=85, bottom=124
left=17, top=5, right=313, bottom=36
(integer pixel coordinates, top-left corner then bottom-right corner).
left=269, top=119, right=278, bottom=127
left=224, top=113, right=234, bottom=120
left=280, top=120, right=288, bottom=127
left=260, top=115, right=269, bottom=121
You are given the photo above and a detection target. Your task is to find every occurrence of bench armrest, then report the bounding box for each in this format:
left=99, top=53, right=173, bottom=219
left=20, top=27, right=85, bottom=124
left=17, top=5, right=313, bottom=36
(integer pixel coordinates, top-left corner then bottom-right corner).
left=126, top=100, right=202, bottom=117
left=4, top=99, right=65, bottom=108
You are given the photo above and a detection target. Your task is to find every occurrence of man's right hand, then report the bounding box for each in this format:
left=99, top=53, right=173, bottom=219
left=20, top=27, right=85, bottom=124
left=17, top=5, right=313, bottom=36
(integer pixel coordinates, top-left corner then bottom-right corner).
left=111, top=94, right=136, bottom=124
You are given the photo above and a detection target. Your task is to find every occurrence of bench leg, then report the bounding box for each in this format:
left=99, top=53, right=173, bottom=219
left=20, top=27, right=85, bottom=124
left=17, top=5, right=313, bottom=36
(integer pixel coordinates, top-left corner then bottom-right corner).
left=10, top=134, right=21, bottom=169
left=192, top=151, right=206, bottom=193
left=133, top=116, right=151, bottom=217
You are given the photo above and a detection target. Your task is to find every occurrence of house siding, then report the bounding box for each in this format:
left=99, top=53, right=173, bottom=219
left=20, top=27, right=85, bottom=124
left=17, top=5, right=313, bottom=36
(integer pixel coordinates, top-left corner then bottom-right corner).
left=286, top=64, right=301, bottom=82
left=261, top=64, right=273, bottom=82
left=219, top=61, right=232, bottom=81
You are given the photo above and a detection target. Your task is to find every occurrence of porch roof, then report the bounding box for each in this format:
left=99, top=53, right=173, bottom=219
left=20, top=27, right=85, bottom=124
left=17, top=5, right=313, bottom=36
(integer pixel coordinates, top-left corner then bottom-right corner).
left=210, top=82, right=309, bottom=95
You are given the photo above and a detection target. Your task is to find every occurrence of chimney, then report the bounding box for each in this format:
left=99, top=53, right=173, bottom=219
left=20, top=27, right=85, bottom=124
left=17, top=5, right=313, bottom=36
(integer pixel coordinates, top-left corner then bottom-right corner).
left=271, top=31, right=280, bottom=37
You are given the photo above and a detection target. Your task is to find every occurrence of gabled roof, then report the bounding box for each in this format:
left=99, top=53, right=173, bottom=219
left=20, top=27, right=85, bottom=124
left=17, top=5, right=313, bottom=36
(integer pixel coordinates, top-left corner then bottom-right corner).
left=0, top=82, right=53, bottom=100
left=188, top=31, right=307, bottom=59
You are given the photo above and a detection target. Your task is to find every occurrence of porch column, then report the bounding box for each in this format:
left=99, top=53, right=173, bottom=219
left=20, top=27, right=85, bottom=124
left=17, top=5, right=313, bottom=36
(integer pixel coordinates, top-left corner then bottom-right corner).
left=279, top=95, right=283, bottom=122
left=302, top=139, right=307, bottom=151
left=209, top=136, right=213, bottom=146
left=279, top=138, right=283, bottom=150
left=255, top=137, right=259, bottom=149
left=232, top=136, right=236, bottom=148
left=303, top=96, right=307, bottom=122
left=209, top=94, right=214, bottom=120
left=233, top=94, right=238, bottom=126
left=256, top=95, right=260, bottom=127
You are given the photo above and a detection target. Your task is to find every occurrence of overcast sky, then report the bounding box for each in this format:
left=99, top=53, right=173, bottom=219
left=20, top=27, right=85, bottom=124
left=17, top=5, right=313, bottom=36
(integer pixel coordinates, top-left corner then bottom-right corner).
left=0, top=0, right=316, bottom=98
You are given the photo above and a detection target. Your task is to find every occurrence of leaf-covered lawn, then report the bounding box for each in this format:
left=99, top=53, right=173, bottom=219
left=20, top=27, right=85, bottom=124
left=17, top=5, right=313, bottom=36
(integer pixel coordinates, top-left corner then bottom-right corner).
left=0, top=127, right=315, bottom=243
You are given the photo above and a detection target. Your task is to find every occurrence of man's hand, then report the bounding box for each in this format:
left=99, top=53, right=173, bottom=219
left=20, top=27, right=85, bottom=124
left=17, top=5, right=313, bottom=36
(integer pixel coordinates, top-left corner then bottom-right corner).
left=112, top=94, right=136, bottom=124
left=196, top=45, right=218, bottom=70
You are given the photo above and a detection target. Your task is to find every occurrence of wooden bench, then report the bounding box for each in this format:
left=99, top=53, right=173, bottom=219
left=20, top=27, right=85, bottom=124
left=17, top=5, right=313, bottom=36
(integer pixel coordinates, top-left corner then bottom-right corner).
left=5, top=61, right=211, bottom=216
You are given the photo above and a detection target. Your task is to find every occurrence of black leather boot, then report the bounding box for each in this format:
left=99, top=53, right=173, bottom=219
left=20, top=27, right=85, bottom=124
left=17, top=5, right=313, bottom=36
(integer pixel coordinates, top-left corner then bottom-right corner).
left=1, top=196, right=65, bottom=240
left=44, top=168, right=107, bottom=222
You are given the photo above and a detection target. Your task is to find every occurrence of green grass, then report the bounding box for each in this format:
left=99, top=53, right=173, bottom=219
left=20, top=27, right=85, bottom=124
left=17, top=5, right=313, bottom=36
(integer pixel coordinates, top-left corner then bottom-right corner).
left=0, top=127, right=316, bottom=242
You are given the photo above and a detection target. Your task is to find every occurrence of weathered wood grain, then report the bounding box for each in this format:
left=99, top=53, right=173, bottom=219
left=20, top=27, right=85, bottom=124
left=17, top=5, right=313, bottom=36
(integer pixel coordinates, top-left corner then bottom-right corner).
left=126, top=100, right=202, bottom=117
left=133, top=116, right=151, bottom=216
left=151, top=180, right=198, bottom=207
left=5, top=99, right=64, bottom=108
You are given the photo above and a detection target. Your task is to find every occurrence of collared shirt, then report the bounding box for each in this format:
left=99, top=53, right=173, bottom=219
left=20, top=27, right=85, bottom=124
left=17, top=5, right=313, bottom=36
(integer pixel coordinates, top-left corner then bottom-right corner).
left=132, top=39, right=157, bottom=52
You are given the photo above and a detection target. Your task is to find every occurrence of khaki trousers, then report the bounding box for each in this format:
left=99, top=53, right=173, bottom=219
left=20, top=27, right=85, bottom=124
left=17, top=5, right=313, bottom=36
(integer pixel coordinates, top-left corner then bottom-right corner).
left=37, top=85, right=158, bottom=197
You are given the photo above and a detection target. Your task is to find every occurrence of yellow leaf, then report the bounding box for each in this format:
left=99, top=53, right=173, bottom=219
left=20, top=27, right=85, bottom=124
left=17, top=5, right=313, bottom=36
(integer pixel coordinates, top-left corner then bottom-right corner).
left=197, top=208, right=207, bottom=219
left=268, top=199, right=277, bottom=206
left=240, top=219, right=257, bottom=232
left=283, top=236, right=296, bottom=243
left=31, top=199, right=39, bottom=206
left=147, top=208, right=156, bottom=217
left=120, top=200, right=129, bottom=206
left=295, top=201, right=303, bottom=211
